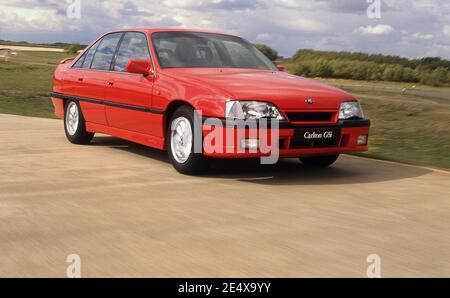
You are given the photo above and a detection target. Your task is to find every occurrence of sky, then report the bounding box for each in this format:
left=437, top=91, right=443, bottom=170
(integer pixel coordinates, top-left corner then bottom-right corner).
left=0, top=0, right=449, bottom=59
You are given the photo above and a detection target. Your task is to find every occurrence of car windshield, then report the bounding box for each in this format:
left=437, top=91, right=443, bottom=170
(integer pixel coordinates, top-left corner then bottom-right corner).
left=152, top=32, right=277, bottom=70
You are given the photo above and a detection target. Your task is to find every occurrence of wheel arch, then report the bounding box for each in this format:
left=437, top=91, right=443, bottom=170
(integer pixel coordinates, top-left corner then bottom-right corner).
left=164, top=100, right=196, bottom=139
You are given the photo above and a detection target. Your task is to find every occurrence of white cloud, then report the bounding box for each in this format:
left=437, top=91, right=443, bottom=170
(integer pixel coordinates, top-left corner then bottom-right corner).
left=356, top=24, right=394, bottom=35
left=444, top=25, right=450, bottom=37
left=272, top=0, right=325, bottom=9
left=0, top=4, right=67, bottom=32
left=412, top=33, right=433, bottom=40
left=280, top=18, right=328, bottom=32
left=256, top=33, right=271, bottom=41
left=163, top=0, right=265, bottom=10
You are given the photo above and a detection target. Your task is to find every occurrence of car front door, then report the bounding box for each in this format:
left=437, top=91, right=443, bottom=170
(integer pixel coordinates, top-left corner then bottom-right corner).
left=104, top=31, right=157, bottom=136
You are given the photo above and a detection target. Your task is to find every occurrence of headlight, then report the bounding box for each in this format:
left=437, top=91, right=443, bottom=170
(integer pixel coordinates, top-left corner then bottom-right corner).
left=339, top=101, right=364, bottom=120
left=226, top=101, right=284, bottom=120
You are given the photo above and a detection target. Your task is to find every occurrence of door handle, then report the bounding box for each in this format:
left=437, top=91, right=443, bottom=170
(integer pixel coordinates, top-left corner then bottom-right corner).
left=108, top=81, right=114, bottom=86
left=78, top=77, right=83, bottom=82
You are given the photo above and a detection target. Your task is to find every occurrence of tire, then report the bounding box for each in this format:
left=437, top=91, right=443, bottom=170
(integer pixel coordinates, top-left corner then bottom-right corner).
left=299, top=154, right=339, bottom=168
left=167, top=106, right=208, bottom=175
left=64, top=100, right=94, bottom=144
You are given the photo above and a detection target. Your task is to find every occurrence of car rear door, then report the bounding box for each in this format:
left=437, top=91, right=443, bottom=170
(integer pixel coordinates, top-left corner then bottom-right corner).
left=104, top=31, right=157, bottom=136
left=81, top=32, right=124, bottom=125
left=54, top=40, right=101, bottom=102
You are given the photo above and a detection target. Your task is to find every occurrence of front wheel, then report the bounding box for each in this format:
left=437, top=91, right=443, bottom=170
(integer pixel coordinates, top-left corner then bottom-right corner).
left=64, top=100, right=94, bottom=144
left=167, top=106, right=208, bottom=175
left=299, top=155, right=339, bottom=168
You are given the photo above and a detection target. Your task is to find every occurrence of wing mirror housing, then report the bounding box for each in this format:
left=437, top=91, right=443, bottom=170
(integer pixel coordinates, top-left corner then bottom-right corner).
left=125, top=60, right=153, bottom=76
left=276, top=63, right=285, bottom=72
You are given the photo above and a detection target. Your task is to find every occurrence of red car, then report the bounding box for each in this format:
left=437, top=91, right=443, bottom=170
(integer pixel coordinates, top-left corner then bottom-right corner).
left=51, top=28, right=370, bottom=174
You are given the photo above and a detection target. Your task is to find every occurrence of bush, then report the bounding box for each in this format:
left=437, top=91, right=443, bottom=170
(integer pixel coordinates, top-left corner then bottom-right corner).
left=254, top=44, right=278, bottom=61
left=65, top=44, right=85, bottom=54
left=289, top=63, right=311, bottom=76
left=310, top=60, right=333, bottom=77
left=420, top=67, right=449, bottom=86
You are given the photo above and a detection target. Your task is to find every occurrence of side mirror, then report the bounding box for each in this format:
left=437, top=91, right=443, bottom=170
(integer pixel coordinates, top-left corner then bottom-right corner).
left=276, top=64, right=285, bottom=72
left=125, top=60, right=153, bottom=76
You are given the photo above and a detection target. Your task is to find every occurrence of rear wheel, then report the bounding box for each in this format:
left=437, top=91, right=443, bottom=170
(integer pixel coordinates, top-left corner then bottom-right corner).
left=167, top=106, right=208, bottom=175
left=299, top=154, right=339, bottom=168
left=64, top=100, right=94, bottom=144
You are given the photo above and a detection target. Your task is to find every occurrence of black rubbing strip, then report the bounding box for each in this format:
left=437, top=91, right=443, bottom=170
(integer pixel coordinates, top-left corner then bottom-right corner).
left=50, top=92, right=165, bottom=115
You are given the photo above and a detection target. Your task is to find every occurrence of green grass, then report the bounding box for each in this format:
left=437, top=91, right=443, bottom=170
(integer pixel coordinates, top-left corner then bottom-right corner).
left=0, top=51, right=72, bottom=118
left=1, top=54, right=449, bottom=169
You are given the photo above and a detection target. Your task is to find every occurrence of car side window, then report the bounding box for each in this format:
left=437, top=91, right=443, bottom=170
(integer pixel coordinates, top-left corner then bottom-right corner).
left=72, top=53, right=85, bottom=68
left=113, top=32, right=150, bottom=72
left=81, top=40, right=100, bottom=69
left=90, top=33, right=123, bottom=71
left=72, top=40, right=100, bottom=69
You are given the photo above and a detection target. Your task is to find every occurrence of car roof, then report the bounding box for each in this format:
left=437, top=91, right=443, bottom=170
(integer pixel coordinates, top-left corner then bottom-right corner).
left=111, top=27, right=236, bottom=37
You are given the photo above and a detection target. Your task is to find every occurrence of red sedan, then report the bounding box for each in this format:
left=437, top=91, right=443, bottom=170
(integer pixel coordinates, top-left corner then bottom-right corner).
left=51, top=28, right=370, bottom=174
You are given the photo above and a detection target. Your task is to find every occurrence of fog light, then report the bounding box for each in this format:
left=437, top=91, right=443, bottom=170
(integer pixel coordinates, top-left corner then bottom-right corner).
left=241, top=139, right=259, bottom=150
left=357, top=135, right=368, bottom=145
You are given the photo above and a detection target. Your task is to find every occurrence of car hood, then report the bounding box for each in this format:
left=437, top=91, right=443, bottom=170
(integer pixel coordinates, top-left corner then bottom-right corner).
left=162, top=68, right=354, bottom=110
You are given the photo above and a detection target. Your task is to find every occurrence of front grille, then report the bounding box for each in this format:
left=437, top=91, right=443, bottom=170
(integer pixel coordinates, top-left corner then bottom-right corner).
left=285, top=112, right=334, bottom=122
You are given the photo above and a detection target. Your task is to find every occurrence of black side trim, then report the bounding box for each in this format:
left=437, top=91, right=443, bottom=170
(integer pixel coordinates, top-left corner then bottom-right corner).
left=51, top=92, right=165, bottom=115
left=202, top=117, right=370, bottom=129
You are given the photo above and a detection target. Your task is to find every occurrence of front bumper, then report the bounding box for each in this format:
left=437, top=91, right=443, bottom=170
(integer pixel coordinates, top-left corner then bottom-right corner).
left=202, top=118, right=370, bottom=158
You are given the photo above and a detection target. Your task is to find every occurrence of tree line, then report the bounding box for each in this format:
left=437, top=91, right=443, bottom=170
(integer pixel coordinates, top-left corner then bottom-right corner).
left=287, top=49, right=450, bottom=87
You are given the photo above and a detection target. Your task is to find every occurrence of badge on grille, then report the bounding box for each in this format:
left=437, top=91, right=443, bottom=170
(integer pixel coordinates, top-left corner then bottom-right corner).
left=306, top=98, right=314, bottom=104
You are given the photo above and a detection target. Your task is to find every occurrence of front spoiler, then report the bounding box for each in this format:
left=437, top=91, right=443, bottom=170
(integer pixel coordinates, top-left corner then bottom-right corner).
left=202, top=119, right=370, bottom=158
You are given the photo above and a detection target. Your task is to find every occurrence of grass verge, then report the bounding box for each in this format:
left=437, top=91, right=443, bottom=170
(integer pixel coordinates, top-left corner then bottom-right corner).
left=0, top=51, right=72, bottom=118
left=319, top=79, right=450, bottom=169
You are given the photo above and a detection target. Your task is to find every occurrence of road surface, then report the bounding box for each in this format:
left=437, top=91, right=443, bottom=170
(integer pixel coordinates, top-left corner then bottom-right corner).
left=0, top=114, right=449, bottom=277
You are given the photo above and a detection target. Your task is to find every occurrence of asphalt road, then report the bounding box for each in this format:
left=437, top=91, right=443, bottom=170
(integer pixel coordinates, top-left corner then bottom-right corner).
left=0, top=114, right=449, bottom=277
